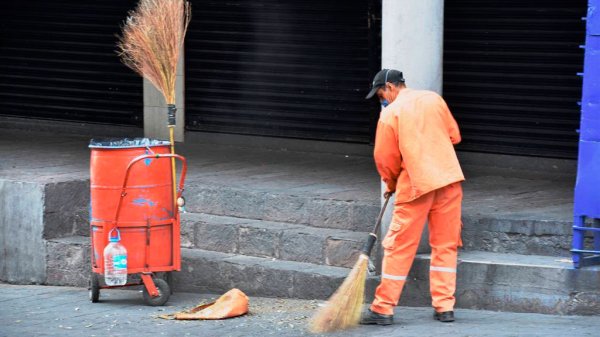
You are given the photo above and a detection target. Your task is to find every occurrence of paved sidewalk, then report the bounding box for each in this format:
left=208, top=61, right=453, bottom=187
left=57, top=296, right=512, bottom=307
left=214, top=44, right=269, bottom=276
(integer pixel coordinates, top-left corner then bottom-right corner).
left=1, top=284, right=598, bottom=337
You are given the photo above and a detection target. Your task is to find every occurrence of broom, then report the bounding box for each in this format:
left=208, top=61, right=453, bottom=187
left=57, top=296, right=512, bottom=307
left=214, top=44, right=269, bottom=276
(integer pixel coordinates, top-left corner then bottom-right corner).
left=309, top=194, right=392, bottom=333
left=117, top=0, right=191, bottom=212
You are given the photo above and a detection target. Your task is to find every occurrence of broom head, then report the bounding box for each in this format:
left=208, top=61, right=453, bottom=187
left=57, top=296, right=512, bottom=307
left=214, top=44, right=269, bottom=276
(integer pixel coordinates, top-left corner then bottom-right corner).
left=308, top=254, right=368, bottom=333
left=117, top=0, right=191, bottom=105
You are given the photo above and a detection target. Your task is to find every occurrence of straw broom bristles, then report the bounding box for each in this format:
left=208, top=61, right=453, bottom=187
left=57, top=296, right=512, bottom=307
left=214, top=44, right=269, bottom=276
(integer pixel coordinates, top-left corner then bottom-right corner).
left=309, top=195, right=391, bottom=333
left=117, top=0, right=191, bottom=104
left=309, top=254, right=369, bottom=333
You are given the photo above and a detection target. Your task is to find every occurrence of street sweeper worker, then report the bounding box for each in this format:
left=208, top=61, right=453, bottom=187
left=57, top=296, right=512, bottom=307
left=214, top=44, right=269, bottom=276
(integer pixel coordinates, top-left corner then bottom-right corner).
left=360, top=69, right=465, bottom=325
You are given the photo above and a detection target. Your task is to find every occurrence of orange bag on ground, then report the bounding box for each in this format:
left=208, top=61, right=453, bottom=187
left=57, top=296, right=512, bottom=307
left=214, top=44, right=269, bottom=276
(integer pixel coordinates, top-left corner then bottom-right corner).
left=161, top=288, right=249, bottom=320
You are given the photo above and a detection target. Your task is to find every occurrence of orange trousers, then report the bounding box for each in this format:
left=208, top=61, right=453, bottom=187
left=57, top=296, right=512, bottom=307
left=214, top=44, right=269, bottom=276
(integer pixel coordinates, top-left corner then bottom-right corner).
left=371, top=182, right=463, bottom=315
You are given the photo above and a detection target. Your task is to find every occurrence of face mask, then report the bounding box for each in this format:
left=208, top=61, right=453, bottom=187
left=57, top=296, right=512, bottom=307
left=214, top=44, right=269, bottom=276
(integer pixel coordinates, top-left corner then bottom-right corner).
left=380, top=100, right=389, bottom=109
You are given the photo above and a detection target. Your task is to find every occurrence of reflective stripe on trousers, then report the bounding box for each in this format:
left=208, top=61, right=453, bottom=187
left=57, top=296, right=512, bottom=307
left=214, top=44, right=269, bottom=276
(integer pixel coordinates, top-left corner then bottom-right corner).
left=382, top=273, right=407, bottom=281
left=430, top=266, right=456, bottom=273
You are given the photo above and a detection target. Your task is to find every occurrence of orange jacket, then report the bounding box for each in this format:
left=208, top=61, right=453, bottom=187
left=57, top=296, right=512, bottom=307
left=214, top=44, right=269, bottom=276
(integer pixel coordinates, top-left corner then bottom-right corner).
left=374, top=88, right=464, bottom=203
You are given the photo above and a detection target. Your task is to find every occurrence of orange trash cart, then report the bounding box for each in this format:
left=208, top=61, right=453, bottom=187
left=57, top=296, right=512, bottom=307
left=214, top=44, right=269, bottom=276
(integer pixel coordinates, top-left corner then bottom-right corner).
left=88, top=139, right=187, bottom=306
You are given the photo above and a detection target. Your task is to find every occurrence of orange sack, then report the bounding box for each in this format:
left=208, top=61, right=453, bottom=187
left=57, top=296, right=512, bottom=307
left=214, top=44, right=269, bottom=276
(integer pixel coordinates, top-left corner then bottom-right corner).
left=173, top=288, right=249, bottom=320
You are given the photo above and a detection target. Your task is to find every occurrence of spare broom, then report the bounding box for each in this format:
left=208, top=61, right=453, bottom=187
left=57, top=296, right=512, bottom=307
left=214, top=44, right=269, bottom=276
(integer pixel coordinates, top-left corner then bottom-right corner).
left=309, top=194, right=392, bottom=333
left=117, top=0, right=191, bottom=212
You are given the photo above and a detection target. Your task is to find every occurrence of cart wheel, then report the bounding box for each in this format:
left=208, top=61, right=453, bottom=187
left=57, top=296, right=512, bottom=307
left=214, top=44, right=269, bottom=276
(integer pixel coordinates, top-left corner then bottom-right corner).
left=89, top=273, right=100, bottom=303
left=142, top=278, right=170, bottom=306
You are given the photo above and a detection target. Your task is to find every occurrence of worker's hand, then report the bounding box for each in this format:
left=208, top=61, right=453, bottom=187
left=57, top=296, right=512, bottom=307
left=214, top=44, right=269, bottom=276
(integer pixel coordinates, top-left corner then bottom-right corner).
left=383, top=190, right=394, bottom=199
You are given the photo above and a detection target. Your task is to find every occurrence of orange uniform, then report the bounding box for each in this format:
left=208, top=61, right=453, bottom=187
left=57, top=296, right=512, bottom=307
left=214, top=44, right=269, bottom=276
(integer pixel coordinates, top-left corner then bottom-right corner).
left=370, top=88, right=464, bottom=315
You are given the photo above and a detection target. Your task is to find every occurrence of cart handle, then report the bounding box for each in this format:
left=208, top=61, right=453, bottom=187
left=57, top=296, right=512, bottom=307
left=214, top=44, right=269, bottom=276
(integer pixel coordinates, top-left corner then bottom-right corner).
left=111, top=153, right=188, bottom=228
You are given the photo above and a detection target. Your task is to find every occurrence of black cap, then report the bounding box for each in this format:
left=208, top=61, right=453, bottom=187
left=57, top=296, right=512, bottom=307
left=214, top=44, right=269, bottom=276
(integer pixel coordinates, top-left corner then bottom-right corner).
left=365, top=69, right=405, bottom=99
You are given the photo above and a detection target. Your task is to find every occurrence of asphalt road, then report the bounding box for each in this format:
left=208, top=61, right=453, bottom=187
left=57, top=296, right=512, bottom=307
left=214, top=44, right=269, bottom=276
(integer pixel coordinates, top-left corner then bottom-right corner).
left=1, top=284, right=599, bottom=337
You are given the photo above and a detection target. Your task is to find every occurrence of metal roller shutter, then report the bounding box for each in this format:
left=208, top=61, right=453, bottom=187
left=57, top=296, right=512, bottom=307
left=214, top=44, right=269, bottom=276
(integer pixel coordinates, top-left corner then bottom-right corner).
left=0, top=1, right=142, bottom=125
left=444, top=0, right=587, bottom=158
left=185, top=0, right=381, bottom=143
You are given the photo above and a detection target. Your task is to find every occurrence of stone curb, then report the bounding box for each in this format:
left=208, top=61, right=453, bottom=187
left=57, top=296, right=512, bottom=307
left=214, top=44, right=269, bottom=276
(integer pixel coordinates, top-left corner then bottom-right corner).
left=45, top=236, right=90, bottom=287
left=42, top=237, right=600, bottom=314
left=184, top=183, right=380, bottom=232
left=174, top=248, right=380, bottom=300
left=461, top=215, right=574, bottom=257
left=400, top=252, right=600, bottom=315
left=182, top=213, right=366, bottom=268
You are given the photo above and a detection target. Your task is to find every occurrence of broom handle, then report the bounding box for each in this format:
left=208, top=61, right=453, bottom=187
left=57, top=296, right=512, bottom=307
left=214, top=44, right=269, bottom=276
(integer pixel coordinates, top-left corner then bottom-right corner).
left=361, top=193, right=392, bottom=256
left=169, top=127, right=177, bottom=212
left=168, top=104, right=178, bottom=214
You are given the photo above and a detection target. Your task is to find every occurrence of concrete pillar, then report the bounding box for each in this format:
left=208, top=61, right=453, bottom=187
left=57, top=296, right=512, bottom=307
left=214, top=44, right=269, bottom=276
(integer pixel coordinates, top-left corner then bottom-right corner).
left=143, top=51, right=185, bottom=142
left=382, top=0, right=444, bottom=93
left=379, top=0, right=445, bottom=254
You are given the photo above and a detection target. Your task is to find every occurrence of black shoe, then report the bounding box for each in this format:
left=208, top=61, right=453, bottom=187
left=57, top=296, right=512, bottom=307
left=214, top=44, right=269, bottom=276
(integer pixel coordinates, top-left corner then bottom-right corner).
left=360, top=309, right=393, bottom=325
left=433, top=310, right=455, bottom=322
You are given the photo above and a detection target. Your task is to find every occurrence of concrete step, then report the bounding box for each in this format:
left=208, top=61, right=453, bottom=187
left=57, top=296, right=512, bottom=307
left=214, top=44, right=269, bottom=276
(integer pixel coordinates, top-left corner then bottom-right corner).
left=1, top=171, right=580, bottom=289
left=0, top=178, right=88, bottom=284
left=44, top=236, right=600, bottom=315
left=183, top=182, right=380, bottom=233
left=183, top=181, right=579, bottom=258
left=175, top=248, right=379, bottom=300
left=180, top=213, right=366, bottom=268
left=183, top=182, right=577, bottom=257
left=403, top=251, right=600, bottom=315
left=461, top=215, right=574, bottom=257
left=45, top=236, right=90, bottom=287
left=6, top=171, right=574, bottom=260
left=42, top=236, right=379, bottom=300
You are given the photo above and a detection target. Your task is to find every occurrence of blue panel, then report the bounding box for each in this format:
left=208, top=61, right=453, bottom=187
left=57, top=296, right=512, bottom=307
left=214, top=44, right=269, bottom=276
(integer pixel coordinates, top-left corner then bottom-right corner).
left=581, top=50, right=600, bottom=109
left=573, top=2, right=600, bottom=265
left=585, top=34, right=600, bottom=51
left=574, top=140, right=600, bottom=217
left=581, top=101, right=600, bottom=121
left=590, top=1, right=600, bottom=35
left=580, top=116, right=600, bottom=141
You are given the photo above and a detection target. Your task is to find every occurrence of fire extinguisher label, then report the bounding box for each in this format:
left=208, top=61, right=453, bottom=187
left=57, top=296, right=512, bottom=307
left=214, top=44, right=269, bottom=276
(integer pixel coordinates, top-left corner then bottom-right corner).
left=113, top=255, right=127, bottom=270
